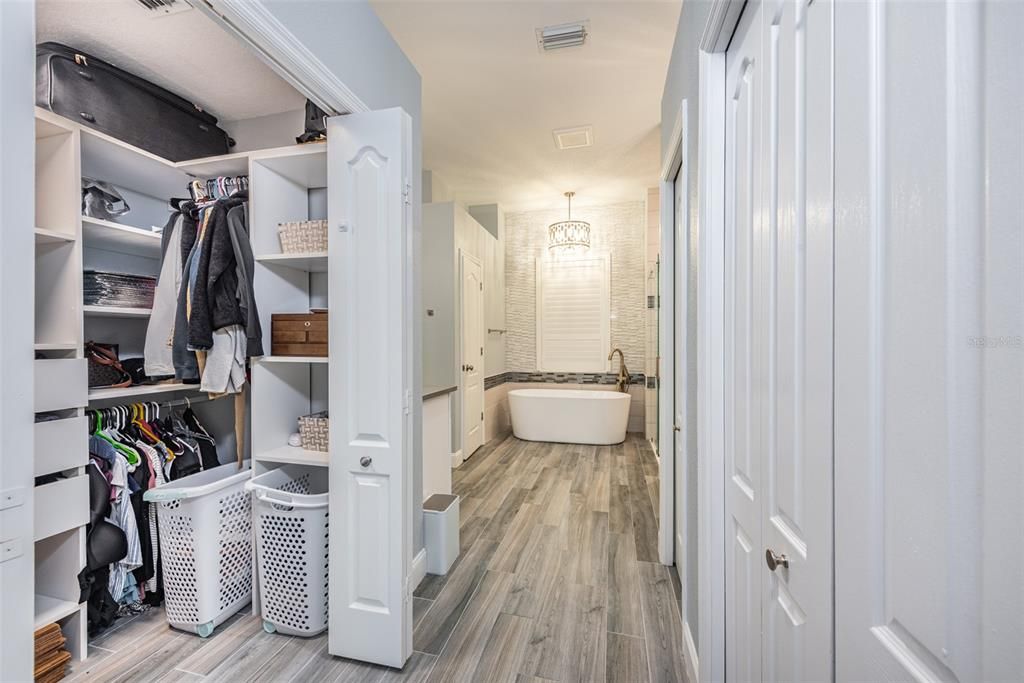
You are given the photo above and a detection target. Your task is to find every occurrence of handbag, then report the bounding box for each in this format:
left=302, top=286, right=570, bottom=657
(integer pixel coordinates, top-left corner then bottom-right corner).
left=85, top=341, right=132, bottom=389
left=82, top=178, right=131, bottom=221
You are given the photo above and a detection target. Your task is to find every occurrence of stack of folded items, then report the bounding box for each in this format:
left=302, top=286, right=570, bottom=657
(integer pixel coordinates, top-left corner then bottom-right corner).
left=34, top=623, right=71, bottom=683
left=84, top=270, right=157, bottom=309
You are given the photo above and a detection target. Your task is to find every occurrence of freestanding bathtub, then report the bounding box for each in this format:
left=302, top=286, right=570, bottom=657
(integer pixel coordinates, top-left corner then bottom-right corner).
left=508, top=389, right=631, bottom=445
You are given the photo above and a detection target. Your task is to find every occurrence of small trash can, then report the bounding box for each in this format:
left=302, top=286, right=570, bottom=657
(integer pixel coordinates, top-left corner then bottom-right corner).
left=246, top=465, right=329, bottom=637
left=424, top=494, right=460, bottom=575
left=143, top=461, right=253, bottom=638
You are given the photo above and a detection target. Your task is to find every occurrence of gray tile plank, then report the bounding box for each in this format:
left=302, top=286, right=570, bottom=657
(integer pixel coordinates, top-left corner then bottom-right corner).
left=413, top=539, right=499, bottom=654
left=540, top=478, right=572, bottom=527
left=502, top=525, right=563, bottom=619
left=413, top=597, right=433, bottom=632
left=242, top=632, right=325, bottom=682
left=202, top=625, right=292, bottom=682
left=521, top=575, right=607, bottom=683
left=629, top=476, right=660, bottom=563
left=375, top=652, right=438, bottom=683
left=425, top=571, right=516, bottom=683
left=607, top=532, right=644, bottom=637
left=483, top=487, right=530, bottom=540
left=174, top=614, right=264, bottom=676
left=569, top=510, right=610, bottom=589
left=610, top=484, right=633, bottom=535
left=488, top=502, right=542, bottom=574
left=470, top=612, right=533, bottom=682
left=607, top=632, right=650, bottom=683
left=637, top=562, right=688, bottom=683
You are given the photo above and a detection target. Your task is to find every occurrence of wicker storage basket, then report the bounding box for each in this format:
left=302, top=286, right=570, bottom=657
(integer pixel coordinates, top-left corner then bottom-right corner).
left=298, top=411, right=329, bottom=452
left=278, top=219, right=328, bottom=253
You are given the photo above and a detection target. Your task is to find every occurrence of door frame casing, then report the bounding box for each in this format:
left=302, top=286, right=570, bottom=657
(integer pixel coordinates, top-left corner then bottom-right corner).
left=658, top=102, right=681, bottom=571
left=695, top=2, right=744, bottom=682
left=659, top=97, right=702, bottom=683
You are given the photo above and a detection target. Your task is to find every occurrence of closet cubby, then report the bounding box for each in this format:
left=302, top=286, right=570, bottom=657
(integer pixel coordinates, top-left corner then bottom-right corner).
left=35, top=527, right=88, bottom=661
left=251, top=359, right=329, bottom=468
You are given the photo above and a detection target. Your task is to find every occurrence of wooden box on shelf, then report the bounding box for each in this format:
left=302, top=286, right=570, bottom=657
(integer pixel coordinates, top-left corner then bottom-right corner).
left=271, top=310, right=327, bottom=357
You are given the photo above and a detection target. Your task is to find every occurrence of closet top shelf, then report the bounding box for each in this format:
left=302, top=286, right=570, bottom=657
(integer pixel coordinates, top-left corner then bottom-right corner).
left=36, top=108, right=328, bottom=201
left=82, top=216, right=162, bottom=258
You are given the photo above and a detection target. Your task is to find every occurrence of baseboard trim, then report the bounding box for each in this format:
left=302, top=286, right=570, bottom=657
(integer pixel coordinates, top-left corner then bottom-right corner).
left=451, top=450, right=464, bottom=468
left=411, top=548, right=427, bottom=591
left=683, top=619, right=699, bottom=683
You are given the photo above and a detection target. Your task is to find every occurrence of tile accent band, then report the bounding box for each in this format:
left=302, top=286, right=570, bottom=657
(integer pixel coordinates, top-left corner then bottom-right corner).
left=484, top=371, right=647, bottom=391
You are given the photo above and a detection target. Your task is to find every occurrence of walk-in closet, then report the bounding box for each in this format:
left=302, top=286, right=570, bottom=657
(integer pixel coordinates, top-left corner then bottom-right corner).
left=20, top=1, right=417, bottom=680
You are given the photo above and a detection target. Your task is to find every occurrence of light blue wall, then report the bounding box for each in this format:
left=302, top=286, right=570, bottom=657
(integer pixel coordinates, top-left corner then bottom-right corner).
left=661, top=0, right=713, bottom=653
left=260, top=0, right=426, bottom=554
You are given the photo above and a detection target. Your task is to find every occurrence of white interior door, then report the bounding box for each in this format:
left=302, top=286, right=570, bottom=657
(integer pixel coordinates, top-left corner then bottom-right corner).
left=327, top=107, right=413, bottom=668
left=760, top=0, right=833, bottom=679
left=724, top=3, right=765, bottom=680
left=460, top=251, right=484, bottom=457
left=834, top=1, right=1023, bottom=679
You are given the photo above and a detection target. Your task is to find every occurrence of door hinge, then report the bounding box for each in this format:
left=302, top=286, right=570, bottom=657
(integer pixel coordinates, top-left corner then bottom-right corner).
left=480, top=346, right=484, bottom=355
left=403, top=178, right=412, bottom=206
left=479, top=282, right=483, bottom=291
left=481, top=411, right=484, bottom=421
left=403, top=389, right=412, bottom=415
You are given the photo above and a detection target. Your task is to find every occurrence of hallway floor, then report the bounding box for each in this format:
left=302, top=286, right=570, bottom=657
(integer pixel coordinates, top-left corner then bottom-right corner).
left=66, top=434, right=687, bottom=683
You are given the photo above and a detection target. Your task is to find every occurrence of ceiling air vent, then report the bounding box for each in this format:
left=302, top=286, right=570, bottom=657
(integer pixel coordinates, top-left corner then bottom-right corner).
left=553, top=125, right=594, bottom=150
left=536, top=21, right=589, bottom=52
left=134, top=0, right=193, bottom=15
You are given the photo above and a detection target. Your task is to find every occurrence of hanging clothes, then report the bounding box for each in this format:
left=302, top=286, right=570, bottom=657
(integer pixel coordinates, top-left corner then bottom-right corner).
left=144, top=211, right=184, bottom=377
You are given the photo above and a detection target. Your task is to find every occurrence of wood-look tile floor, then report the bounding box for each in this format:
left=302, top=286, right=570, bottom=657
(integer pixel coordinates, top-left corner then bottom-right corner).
left=66, top=434, right=687, bottom=683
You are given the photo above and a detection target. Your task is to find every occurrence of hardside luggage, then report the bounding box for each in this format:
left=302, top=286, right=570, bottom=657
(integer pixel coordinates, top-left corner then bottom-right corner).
left=36, top=42, right=234, bottom=161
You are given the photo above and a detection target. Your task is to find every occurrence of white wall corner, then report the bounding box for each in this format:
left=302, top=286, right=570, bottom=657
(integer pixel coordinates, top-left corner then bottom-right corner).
left=411, top=548, right=428, bottom=591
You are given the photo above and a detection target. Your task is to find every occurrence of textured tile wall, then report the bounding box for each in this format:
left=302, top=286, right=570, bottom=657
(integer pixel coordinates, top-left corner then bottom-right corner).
left=505, top=201, right=647, bottom=373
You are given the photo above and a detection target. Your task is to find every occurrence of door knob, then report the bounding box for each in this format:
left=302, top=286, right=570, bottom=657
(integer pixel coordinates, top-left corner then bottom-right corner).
left=359, top=456, right=372, bottom=468
left=765, top=549, right=789, bottom=571
left=673, top=424, right=681, bottom=432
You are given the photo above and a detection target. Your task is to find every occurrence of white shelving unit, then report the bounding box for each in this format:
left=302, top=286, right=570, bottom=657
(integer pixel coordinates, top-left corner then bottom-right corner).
left=33, top=109, right=87, bottom=662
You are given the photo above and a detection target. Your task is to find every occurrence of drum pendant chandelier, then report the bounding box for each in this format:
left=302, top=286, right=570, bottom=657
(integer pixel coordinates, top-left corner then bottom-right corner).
left=548, top=191, right=591, bottom=252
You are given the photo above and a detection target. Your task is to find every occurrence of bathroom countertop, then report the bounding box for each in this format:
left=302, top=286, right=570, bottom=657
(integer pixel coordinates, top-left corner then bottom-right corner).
left=423, top=384, right=457, bottom=400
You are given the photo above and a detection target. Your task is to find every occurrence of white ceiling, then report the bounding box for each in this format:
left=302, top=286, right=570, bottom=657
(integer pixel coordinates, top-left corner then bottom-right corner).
left=371, top=0, right=680, bottom=212
left=36, top=0, right=305, bottom=122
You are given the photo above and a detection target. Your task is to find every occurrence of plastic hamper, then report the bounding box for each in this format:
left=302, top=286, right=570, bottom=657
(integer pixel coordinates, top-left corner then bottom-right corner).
left=246, top=465, right=329, bottom=637
left=143, top=461, right=252, bottom=637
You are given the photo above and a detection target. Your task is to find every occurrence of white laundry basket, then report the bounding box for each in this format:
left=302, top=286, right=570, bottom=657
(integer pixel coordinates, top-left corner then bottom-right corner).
left=143, top=461, right=252, bottom=638
left=246, top=465, right=329, bottom=637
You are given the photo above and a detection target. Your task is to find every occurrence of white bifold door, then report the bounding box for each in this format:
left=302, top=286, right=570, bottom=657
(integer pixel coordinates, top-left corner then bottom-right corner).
left=327, top=108, right=414, bottom=668
left=724, top=0, right=834, bottom=680
left=834, top=1, right=1024, bottom=679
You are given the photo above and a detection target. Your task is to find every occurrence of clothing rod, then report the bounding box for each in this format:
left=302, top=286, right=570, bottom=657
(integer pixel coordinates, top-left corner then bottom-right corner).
left=86, top=391, right=228, bottom=410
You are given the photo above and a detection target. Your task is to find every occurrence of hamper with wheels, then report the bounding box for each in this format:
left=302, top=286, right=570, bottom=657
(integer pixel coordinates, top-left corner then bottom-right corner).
left=143, top=461, right=253, bottom=638
left=246, top=464, right=329, bottom=637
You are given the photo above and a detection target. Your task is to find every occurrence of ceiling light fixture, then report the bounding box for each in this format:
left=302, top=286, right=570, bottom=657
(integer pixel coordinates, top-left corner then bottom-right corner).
left=548, top=192, right=591, bottom=252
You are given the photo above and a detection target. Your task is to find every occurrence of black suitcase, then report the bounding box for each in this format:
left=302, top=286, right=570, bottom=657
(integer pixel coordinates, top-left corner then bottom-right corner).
left=36, top=42, right=234, bottom=162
